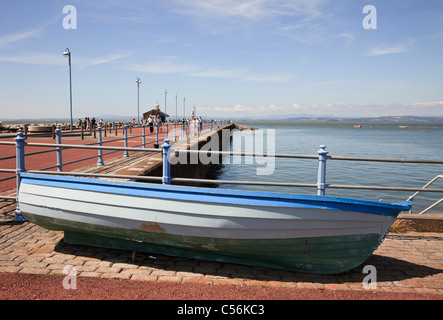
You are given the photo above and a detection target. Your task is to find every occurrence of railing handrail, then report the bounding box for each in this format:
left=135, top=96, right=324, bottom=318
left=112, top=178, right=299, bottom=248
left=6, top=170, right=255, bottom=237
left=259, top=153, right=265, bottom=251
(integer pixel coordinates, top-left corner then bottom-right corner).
left=14, top=169, right=443, bottom=193
left=408, top=175, right=443, bottom=200
left=2, top=140, right=443, bottom=165
left=20, top=142, right=161, bottom=153
left=0, top=120, right=217, bottom=140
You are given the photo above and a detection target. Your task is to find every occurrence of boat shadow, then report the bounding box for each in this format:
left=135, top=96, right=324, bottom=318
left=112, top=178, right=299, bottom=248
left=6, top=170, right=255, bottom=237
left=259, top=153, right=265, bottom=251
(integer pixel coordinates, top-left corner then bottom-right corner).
left=54, top=238, right=442, bottom=286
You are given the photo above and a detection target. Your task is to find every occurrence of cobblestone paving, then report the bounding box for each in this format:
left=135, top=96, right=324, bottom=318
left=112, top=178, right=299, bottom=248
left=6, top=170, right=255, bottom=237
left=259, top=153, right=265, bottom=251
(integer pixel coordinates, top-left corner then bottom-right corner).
left=1, top=198, right=442, bottom=295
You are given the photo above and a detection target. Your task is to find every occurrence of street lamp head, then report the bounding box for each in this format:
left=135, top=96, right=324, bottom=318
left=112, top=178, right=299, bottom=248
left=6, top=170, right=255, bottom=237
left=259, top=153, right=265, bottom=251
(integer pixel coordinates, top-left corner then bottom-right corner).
left=63, top=48, right=70, bottom=56
left=135, top=77, right=141, bottom=84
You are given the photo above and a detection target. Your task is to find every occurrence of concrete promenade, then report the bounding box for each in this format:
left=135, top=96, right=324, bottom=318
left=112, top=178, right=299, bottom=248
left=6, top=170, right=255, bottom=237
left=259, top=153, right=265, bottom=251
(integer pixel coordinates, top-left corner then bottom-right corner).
left=0, top=124, right=442, bottom=298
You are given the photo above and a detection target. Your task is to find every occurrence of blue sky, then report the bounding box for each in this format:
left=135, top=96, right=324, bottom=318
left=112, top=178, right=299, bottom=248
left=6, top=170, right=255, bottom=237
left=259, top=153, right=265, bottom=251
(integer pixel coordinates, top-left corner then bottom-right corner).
left=1, top=0, right=442, bottom=120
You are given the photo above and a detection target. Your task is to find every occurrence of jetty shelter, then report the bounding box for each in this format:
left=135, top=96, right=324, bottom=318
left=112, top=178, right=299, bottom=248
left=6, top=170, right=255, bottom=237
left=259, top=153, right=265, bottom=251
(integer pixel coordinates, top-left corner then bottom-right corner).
left=143, top=102, right=169, bottom=123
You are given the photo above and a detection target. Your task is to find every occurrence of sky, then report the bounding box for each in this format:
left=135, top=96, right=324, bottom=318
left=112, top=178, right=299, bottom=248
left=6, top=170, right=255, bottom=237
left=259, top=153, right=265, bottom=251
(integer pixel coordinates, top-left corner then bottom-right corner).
left=0, top=0, right=443, bottom=120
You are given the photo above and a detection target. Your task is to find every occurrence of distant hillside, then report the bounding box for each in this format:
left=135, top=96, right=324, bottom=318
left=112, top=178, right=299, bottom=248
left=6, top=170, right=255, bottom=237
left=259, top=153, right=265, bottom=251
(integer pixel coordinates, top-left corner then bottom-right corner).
left=237, top=115, right=443, bottom=123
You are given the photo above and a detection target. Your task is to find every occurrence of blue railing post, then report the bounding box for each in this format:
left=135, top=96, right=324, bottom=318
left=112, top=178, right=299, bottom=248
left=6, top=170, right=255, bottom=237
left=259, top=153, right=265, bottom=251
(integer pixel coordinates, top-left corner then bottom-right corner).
left=142, top=123, right=146, bottom=148
left=97, top=125, right=104, bottom=166
left=317, top=145, right=328, bottom=196
left=123, top=124, right=129, bottom=157
left=55, top=125, right=63, bottom=172
left=14, top=131, right=27, bottom=222
left=162, top=139, right=171, bottom=185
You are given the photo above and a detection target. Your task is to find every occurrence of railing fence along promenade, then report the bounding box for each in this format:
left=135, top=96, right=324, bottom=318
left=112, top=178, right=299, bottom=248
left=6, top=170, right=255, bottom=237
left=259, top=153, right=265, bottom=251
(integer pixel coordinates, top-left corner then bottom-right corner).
left=0, top=120, right=223, bottom=183
left=0, top=122, right=443, bottom=222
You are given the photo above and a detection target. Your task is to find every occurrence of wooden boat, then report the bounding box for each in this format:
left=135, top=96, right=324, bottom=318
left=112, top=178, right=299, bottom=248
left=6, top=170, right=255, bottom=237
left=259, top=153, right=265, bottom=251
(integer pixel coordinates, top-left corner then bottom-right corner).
left=353, top=125, right=362, bottom=128
left=18, top=173, right=410, bottom=274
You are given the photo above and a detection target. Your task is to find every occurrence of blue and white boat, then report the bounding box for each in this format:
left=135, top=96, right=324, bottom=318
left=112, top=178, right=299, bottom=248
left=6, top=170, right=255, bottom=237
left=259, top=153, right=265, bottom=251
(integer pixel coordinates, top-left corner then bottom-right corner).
left=18, top=173, right=411, bottom=274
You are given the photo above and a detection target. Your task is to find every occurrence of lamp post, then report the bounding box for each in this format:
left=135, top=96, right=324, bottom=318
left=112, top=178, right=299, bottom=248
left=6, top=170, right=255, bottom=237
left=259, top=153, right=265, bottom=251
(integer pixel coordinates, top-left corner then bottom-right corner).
left=183, top=97, right=186, bottom=138
left=174, top=94, right=178, bottom=141
left=183, top=97, right=186, bottom=119
left=164, top=89, right=168, bottom=137
left=62, top=48, right=73, bottom=132
left=135, top=77, right=141, bottom=124
left=175, top=94, right=178, bottom=123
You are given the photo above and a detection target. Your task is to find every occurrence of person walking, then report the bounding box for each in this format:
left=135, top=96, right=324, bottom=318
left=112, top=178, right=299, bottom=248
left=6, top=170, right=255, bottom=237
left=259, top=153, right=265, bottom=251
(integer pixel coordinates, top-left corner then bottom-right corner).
left=148, top=115, right=154, bottom=133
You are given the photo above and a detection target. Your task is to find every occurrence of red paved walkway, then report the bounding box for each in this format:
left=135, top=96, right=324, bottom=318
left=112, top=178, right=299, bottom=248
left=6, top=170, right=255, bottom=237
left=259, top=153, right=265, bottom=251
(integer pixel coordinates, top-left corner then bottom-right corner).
left=0, top=125, right=176, bottom=193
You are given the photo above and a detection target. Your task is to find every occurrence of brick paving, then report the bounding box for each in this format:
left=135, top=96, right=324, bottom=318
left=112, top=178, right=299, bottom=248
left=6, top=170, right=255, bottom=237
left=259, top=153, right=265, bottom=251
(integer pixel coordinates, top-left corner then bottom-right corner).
left=1, top=198, right=442, bottom=295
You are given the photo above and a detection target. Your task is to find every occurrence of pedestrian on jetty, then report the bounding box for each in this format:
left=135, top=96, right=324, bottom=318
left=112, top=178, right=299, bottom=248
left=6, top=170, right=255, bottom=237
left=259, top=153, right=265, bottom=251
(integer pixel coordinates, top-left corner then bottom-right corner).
left=148, top=115, right=154, bottom=133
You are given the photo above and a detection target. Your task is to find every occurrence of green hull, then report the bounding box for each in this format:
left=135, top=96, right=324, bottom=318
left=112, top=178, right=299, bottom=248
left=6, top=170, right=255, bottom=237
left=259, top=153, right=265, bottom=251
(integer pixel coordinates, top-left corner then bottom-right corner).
left=26, top=213, right=381, bottom=274
left=65, top=232, right=380, bottom=274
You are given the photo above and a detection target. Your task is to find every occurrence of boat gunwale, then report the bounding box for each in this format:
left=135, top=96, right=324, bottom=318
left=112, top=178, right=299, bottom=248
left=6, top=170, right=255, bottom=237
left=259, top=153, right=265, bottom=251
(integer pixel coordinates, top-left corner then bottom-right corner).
left=19, top=173, right=411, bottom=216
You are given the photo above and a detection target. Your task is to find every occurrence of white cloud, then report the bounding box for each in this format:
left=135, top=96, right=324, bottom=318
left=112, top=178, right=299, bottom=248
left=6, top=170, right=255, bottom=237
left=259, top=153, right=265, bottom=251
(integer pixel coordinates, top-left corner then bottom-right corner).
left=0, top=29, right=44, bottom=47
left=212, top=103, right=311, bottom=115
left=202, top=101, right=443, bottom=118
left=126, top=56, right=293, bottom=82
left=189, top=67, right=292, bottom=82
left=168, top=0, right=329, bottom=38
left=85, top=53, right=131, bottom=66
left=0, top=53, right=65, bottom=65
left=412, top=101, right=443, bottom=108
left=337, top=32, right=354, bottom=44
left=0, top=52, right=130, bottom=66
left=0, top=15, right=60, bottom=48
left=171, top=0, right=326, bottom=21
left=366, top=39, right=413, bottom=56
left=126, top=56, right=197, bottom=74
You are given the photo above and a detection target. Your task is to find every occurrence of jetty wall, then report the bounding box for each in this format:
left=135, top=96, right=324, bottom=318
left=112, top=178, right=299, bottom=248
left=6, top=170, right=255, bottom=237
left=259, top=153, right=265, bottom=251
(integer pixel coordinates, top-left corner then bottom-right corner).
left=139, top=123, right=236, bottom=183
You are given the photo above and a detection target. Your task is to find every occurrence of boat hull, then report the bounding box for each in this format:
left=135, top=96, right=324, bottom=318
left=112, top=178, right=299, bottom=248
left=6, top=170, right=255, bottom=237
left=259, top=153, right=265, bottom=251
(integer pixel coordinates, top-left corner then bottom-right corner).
left=18, top=174, right=410, bottom=274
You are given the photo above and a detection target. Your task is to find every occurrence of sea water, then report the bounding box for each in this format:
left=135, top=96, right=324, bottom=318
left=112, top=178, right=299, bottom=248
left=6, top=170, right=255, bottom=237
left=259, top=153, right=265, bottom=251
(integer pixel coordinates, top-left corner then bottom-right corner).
left=217, top=122, right=443, bottom=214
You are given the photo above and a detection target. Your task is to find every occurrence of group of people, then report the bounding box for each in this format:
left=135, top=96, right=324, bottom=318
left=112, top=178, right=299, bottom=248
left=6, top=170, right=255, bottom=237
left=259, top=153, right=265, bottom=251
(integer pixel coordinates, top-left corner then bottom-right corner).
left=75, top=115, right=217, bottom=133
left=146, top=115, right=163, bottom=133
left=78, top=117, right=104, bottom=130
left=144, top=116, right=208, bottom=134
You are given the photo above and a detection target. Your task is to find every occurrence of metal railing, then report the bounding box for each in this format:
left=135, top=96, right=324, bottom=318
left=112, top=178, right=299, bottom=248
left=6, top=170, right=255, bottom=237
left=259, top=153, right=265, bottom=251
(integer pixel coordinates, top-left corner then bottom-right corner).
left=0, top=120, right=226, bottom=183
left=1, top=125, right=443, bottom=221
left=407, top=175, right=443, bottom=214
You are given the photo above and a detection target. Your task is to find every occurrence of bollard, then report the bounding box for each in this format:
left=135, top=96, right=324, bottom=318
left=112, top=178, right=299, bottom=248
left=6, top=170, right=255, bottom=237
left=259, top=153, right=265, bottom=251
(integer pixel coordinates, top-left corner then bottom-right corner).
left=97, top=125, right=104, bottom=166
left=55, top=125, right=63, bottom=172
left=162, top=139, right=171, bottom=185
left=14, top=131, right=27, bottom=222
left=316, top=145, right=328, bottom=196
left=123, top=124, right=129, bottom=157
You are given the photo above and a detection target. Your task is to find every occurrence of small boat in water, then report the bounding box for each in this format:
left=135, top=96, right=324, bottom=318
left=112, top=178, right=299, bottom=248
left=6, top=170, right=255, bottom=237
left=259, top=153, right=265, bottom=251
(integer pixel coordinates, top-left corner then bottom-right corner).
left=18, top=173, right=410, bottom=274
left=353, top=125, right=362, bottom=128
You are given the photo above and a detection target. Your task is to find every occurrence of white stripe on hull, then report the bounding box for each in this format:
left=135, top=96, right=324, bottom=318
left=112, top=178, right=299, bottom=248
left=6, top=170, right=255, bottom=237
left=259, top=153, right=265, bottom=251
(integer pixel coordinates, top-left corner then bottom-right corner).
left=19, top=184, right=394, bottom=240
